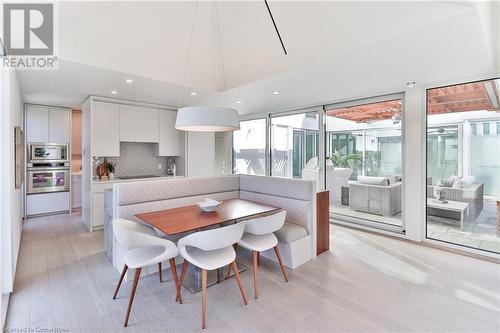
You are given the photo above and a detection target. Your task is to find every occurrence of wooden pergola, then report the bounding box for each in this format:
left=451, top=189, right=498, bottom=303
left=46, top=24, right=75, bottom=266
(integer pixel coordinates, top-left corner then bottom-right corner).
left=326, top=80, right=500, bottom=123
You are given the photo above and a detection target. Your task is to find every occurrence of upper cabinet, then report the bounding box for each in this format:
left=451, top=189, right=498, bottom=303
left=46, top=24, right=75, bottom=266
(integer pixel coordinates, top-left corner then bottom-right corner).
left=85, top=97, right=180, bottom=158
left=49, top=107, right=70, bottom=143
left=91, top=101, right=120, bottom=157
left=157, top=110, right=180, bottom=156
left=119, top=105, right=159, bottom=143
left=26, top=104, right=70, bottom=143
left=26, top=105, right=49, bottom=142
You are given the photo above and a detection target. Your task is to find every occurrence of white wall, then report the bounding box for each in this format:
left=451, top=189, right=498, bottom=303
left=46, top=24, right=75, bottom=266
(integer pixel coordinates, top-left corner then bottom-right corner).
left=1, top=69, right=24, bottom=325
left=186, top=132, right=215, bottom=178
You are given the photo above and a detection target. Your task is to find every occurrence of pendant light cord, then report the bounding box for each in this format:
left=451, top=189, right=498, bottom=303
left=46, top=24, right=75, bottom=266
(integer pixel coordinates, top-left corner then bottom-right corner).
left=214, top=0, right=229, bottom=105
left=179, top=0, right=199, bottom=109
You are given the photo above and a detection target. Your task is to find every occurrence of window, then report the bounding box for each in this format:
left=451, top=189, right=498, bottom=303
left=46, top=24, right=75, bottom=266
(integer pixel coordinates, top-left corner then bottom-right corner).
left=426, top=78, right=500, bottom=254
left=483, top=122, right=490, bottom=135
left=470, top=123, right=477, bottom=135
left=270, top=112, right=319, bottom=179
left=232, top=119, right=267, bottom=175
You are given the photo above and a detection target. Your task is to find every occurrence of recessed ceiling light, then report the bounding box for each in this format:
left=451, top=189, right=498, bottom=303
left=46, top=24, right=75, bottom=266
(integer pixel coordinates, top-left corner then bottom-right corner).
left=235, top=100, right=243, bottom=104
left=406, top=81, right=416, bottom=88
left=111, top=90, right=118, bottom=95
left=125, top=79, right=134, bottom=84
left=190, top=91, right=197, bottom=96
left=272, top=91, right=280, bottom=95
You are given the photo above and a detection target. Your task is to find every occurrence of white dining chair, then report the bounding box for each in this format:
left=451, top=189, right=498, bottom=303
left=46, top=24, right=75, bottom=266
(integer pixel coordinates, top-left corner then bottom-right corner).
left=236, top=210, right=288, bottom=299
left=112, top=218, right=181, bottom=327
left=177, top=222, right=248, bottom=329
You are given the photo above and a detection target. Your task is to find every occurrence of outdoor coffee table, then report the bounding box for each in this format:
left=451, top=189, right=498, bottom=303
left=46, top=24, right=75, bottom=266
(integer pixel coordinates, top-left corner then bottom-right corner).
left=427, top=198, right=470, bottom=230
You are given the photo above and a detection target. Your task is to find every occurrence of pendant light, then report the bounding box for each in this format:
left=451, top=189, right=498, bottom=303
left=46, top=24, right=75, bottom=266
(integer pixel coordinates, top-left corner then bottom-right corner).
left=175, top=1, right=240, bottom=132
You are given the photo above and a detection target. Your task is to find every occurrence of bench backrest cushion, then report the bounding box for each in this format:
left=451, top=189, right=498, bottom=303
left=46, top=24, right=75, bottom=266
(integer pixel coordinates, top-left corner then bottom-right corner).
left=115, top=175, right=240, bottom=206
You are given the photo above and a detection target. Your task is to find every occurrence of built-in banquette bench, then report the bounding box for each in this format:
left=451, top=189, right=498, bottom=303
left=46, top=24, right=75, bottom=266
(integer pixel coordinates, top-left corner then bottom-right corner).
left=104, top=175, right=316, bottom=277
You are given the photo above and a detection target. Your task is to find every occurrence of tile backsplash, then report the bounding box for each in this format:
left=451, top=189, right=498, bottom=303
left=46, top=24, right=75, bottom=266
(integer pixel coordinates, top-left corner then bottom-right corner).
left=104, top=142, right=168, bottom=177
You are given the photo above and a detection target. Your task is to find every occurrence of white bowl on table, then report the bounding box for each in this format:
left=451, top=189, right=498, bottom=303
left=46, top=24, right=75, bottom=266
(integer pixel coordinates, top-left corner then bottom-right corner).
left=197, top=198, right=222, bottom=212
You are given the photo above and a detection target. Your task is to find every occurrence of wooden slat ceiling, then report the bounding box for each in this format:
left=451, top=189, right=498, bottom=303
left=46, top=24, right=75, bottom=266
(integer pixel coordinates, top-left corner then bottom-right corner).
left=326, top=100, right=401, bottom=123
left=427, top=81, right=499, bottom=115
left=326, top=80, right=499, bottom=123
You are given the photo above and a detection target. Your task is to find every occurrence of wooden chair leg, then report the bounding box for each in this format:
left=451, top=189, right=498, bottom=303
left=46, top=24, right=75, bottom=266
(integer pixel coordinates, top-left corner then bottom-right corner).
left=273, top=246, right=288, bottom=282
left=176, top=260, right=189, bottom=303
left=252, top=251, right=259, bottom=299
left=257, top=251, right=260, bottom=266
left=231, top=261, right=248, bottom=305
left=201, top=269, right=207, bottom=329
left=158, top=262, right=163, bottom=283
left=225, top=243, right=238, bottom=279
left=124, top=267, right=141, bottom=327
left=169, top=258, right=182, bottom=304
left=113, top=264, right=128, bottom=299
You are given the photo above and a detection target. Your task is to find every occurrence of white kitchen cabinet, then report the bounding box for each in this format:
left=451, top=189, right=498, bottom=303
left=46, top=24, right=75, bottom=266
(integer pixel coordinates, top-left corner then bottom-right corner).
left=157, top=110, right=180, bottom=156
left=91, top=101, right=120, bottom=157
left=49, top=107, right=70, bottom=143
left=120, top=105, right=159, bottom=143
left=92, top=192, right=105, bottom=228
left=26, top=104, right=70, bottom=144
left=26, top=105, right=49, bottom=143
left=26, top=192, right=70, bottom=216
left=186, top=132, right=214, bottom=178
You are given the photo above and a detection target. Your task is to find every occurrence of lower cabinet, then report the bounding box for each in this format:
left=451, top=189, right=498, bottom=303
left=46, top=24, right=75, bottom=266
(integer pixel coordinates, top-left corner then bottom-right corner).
left=72, top=175, right=82, bottom=209
left=26, top=192, right=70, bottom=216
left=92, top=192, right=105, bottom=229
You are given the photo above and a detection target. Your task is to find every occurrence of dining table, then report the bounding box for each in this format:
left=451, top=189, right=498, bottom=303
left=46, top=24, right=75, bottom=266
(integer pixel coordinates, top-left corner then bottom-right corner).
left=135, top=198, right=281, bottom=292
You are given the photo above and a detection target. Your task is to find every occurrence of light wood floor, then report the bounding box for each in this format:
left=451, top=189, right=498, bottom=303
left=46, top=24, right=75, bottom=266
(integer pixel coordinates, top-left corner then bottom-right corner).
left=5, top=213, right=500, bottom=332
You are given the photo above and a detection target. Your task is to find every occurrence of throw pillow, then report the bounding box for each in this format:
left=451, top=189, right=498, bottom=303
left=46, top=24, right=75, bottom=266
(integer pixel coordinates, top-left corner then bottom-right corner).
left=448, top=175, right=460, bottom=186
left=452, top=179, right=466, bottom=189
left=436, top=179, right=446, bottom=187
left=462, top=176, right=476, bottom=187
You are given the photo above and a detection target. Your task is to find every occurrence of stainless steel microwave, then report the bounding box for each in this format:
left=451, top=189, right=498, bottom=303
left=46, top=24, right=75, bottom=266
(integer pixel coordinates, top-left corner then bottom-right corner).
left=28, top=143, right=68, bottom=163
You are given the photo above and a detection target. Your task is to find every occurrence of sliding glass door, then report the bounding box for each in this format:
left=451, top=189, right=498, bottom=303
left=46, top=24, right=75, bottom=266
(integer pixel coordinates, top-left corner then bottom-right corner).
left=270, top=112, right=319, bottom=179
left=325, top=96, right=404, bottom=232
left=426, top=78, right=500, bottom=254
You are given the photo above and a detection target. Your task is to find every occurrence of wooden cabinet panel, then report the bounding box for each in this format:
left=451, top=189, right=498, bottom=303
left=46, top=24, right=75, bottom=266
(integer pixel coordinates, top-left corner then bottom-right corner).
left=26, top=105, right=49, bottom=143
left=91, top=101, right=120, bottom=157
left=49, top=107, right=70, bottom=143
left=71, top=110, right=82, bottom=156
left=119, top=105, right=159, bottom=143
left=316, top=190, right=330, bottom=256
left=157, top=110, right=180, bottom=156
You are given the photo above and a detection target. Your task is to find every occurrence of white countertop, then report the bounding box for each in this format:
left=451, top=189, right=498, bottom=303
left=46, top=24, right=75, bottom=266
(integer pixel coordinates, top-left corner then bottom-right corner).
left=93, top=175, right=184, bottom=184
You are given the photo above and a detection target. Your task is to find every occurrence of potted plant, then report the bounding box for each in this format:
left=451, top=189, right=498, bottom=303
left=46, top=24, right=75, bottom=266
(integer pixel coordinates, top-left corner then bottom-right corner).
left=107, top=161, right=116, bottom=180
left=329, top=150, right=363, bottom=169
left=327, top=151, right=363, bottom=202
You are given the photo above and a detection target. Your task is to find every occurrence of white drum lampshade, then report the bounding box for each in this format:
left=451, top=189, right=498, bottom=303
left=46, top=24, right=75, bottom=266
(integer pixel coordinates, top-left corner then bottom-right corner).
left=175, top=106, right=240, bottom=132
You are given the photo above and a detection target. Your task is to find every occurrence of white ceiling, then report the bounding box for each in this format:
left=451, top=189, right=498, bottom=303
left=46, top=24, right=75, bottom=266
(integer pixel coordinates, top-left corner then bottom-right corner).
left=17, top=1, right=500, bottom=114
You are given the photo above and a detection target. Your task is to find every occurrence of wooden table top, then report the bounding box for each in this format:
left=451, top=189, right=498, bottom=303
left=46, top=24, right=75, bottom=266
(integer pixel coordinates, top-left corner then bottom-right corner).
left=135, top=198, right=281, bottom=235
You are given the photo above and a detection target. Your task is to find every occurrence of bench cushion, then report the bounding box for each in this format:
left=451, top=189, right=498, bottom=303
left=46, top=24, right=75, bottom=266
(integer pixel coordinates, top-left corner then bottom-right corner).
left=274, top=222, right=308, bottom=243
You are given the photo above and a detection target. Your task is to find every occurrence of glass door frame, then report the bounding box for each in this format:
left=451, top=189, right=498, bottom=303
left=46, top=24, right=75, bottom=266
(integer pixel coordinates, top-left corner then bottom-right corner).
left=424, top=77, right=500, bottom=257
left=323, top=92, right=406, bottom=233
left=268, top=107, right=324, bottom=187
